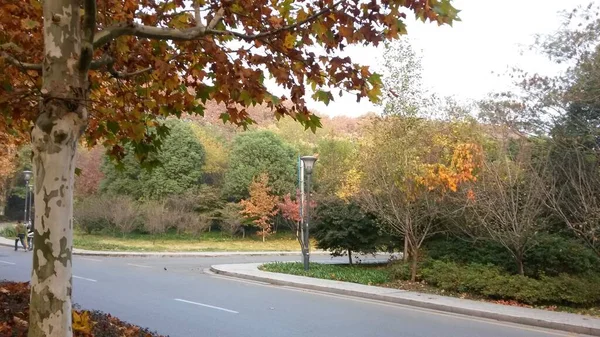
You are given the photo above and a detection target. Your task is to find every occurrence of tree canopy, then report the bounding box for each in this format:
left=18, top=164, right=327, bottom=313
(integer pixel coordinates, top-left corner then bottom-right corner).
left=223, top=131, right=296, bottom=200
left=101, top=120, right=205, bottom=199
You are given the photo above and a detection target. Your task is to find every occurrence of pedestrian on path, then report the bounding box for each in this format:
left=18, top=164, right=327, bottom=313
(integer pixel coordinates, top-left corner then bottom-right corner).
left=14, top=221, right=27, bottom=251
left=26, top=221, right=34, bottom=251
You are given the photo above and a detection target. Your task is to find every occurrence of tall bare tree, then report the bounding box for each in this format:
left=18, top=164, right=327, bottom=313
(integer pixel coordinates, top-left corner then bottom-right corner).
left=465, top=140, right=548, bottom=275
left=546, top=143, right=600, bottom=256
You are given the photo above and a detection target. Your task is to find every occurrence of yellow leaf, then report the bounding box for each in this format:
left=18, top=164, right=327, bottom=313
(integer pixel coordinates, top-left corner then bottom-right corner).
left=283, top=33, right=296, bottom=49
left=72, top=310, right=94, bottom=334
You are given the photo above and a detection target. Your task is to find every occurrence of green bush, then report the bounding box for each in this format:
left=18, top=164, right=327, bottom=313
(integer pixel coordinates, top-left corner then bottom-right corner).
left=424, top=234, right=600, bottom=277
left=408, top=260, right=600, bottom=306
left=524, top=234, right=600, bottom=277
left=0, top=226, right=16, bottom=238
left=424, top=236, right=513, bottom=270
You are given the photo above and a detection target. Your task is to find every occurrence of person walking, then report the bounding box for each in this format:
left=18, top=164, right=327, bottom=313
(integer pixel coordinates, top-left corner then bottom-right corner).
left=26, top=221, right=34, bottom=251
left=14, top=221, right=26, bottom=251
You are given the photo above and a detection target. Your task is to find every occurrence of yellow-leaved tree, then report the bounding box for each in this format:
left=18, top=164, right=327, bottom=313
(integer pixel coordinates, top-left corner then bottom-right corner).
left=240, top=173, right=279, bottom=242
left=357, top=116, right=482, bottom=281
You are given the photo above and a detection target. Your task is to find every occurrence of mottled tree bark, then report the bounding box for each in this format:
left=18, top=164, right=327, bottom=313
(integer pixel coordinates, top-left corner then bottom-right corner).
left=29, top=0, right=88, bottom=336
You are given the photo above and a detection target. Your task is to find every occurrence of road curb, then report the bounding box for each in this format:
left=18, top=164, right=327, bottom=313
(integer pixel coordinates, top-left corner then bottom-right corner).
left=0, top=240, right=327, bottom=257
left=210, top=263, right=600, bottom=336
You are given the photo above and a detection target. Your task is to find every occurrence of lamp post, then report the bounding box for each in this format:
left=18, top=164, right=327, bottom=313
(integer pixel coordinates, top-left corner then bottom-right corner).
left=23, top=170, right=32, bottom=226
left=300, top=156, right=317, bottom=271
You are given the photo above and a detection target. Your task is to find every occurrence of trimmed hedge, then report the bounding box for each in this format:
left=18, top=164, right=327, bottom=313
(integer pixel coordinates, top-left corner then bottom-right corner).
left=424, top=234, right=600, bottom=277
left=390, top=260, right=600, bottom=306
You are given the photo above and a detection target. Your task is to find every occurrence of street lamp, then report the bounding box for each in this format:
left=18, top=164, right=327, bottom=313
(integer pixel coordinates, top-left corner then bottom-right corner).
left=300, top=156, right=317, bottom=271
left=23, top=170, right=32, bottom=226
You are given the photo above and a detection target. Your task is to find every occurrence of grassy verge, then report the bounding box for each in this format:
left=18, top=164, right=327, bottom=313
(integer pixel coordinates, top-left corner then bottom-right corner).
left=71, top=231, right=314, bottom=252
left=260, top=262, right=391, bottom=285
left=261, top=261, right=600, bottom=317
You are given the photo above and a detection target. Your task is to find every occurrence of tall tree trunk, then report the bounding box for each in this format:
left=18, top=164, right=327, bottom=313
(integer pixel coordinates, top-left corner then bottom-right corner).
left=348, top=250, right=353, bottom=265
left=409, top=244, right=419, bottom=282
left=516, top=253, right=525, bottom=276
left=29, top=1, right=87, bottom=336
left=403, top=235, right=409, bottom=262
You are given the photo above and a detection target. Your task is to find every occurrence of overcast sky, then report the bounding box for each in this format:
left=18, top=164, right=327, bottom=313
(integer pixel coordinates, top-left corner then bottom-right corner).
left=290, top=0, right=591, bottom=118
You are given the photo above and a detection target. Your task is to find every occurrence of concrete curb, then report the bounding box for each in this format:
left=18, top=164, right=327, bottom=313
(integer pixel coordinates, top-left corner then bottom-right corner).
left=0, top=239, right=327, bottom=257
left=211, top=263, right=600, bottom=336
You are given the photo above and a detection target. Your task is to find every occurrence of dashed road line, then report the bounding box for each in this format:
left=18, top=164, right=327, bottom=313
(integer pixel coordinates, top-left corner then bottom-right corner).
left=73, top=275, right=97, bottom=282
left=127, top=263, right=152, bottom=268
left=0, top=260, right=15, bottom=265
left=174, top=298, right=239, bottom=314
left=79, top=257, right=102, bottom=262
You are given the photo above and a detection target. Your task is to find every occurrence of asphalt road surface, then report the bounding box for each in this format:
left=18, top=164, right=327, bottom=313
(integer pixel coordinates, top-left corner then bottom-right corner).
left=0, top=248, right=589, bottom=337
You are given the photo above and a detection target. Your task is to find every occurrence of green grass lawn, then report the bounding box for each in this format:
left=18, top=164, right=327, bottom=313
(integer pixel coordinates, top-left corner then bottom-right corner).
left=71, top=231, right=314, bottom=252
left=260, top=262, right=391, bottom=285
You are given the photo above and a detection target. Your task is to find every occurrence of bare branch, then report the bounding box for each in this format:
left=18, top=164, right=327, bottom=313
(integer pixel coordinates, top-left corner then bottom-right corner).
left=94, top=0, right=343, bottom=49
left=0, top=52, right=42, bottom=71
left=207, top=8, right=225, bottom=30
left=79, top=0, right=97, bottom=72
left=90, top=53, right=180, bottom=79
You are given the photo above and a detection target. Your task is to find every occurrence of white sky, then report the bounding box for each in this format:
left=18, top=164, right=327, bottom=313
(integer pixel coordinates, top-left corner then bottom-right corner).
left=295, top=0, right=591, bottom=117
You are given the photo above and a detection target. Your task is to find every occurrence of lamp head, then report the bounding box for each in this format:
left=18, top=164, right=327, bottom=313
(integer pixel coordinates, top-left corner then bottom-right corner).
left=300, top=156, right=317, bottom=175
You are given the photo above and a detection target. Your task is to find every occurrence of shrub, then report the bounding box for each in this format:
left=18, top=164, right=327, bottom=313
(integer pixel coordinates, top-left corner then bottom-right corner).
left=524, top=233, right=600, bottom=277
left=404, top=260, right=600, bottom=306
left=218, top=202, right=245, bottom=237
left=73, top=195, right=114, bottom=234
left=109, top=196, right=141, bottom=236
left=424, top=234, right=600, bottom=277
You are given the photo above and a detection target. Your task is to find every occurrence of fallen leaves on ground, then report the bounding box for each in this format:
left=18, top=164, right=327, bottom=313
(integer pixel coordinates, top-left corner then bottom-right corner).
left=0, top=281, right=166, bottom=337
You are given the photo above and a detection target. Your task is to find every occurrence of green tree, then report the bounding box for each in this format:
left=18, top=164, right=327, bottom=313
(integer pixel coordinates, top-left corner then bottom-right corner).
left=191, top=124, right=230, bottom=186
left=223, top=131, right=296, bottom=200
left=101, top=120, right=205, bottom=200
left=314, top=137, right=357, bottom=196
left=313, top=197, right=385, bottom=265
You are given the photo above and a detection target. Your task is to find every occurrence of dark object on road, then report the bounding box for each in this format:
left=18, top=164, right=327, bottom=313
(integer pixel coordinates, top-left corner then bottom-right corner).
left=164, top=267, right=167, bottom=271
left=0, top=280, right=168, bottom=337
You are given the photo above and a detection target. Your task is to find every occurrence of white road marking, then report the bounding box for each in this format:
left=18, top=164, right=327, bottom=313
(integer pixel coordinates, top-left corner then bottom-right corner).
left=174, top=298, right=239, bottom=314
left=0, top=260, right=15, bottom=265
left=73, top=275, right=97, bottom=282
left=79, top=257, right=102, bottom=262
left=127, top=263, right=152, bottom=268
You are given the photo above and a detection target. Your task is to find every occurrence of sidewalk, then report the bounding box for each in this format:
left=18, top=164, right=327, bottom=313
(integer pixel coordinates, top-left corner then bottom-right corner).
left=210, top=262, right=600, bottom=336
left=0, top=236, right=325, bottom=257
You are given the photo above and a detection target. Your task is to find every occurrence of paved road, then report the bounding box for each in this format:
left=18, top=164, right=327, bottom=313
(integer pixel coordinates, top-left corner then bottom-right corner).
left=0, top=248, right=588, bottom=337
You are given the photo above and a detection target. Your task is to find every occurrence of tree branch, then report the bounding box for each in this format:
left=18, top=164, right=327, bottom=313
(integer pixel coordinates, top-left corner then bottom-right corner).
left=94, top=0, right=343, bottom=48
left=0, top=51, right=42, bottom=71
left=194, top=1, right=205, bottom=29
left=90, top=53, right=180, bottom=79
left=207, top=8, right=225, bottom=30
left=79, top=0, right=97, bottom=72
